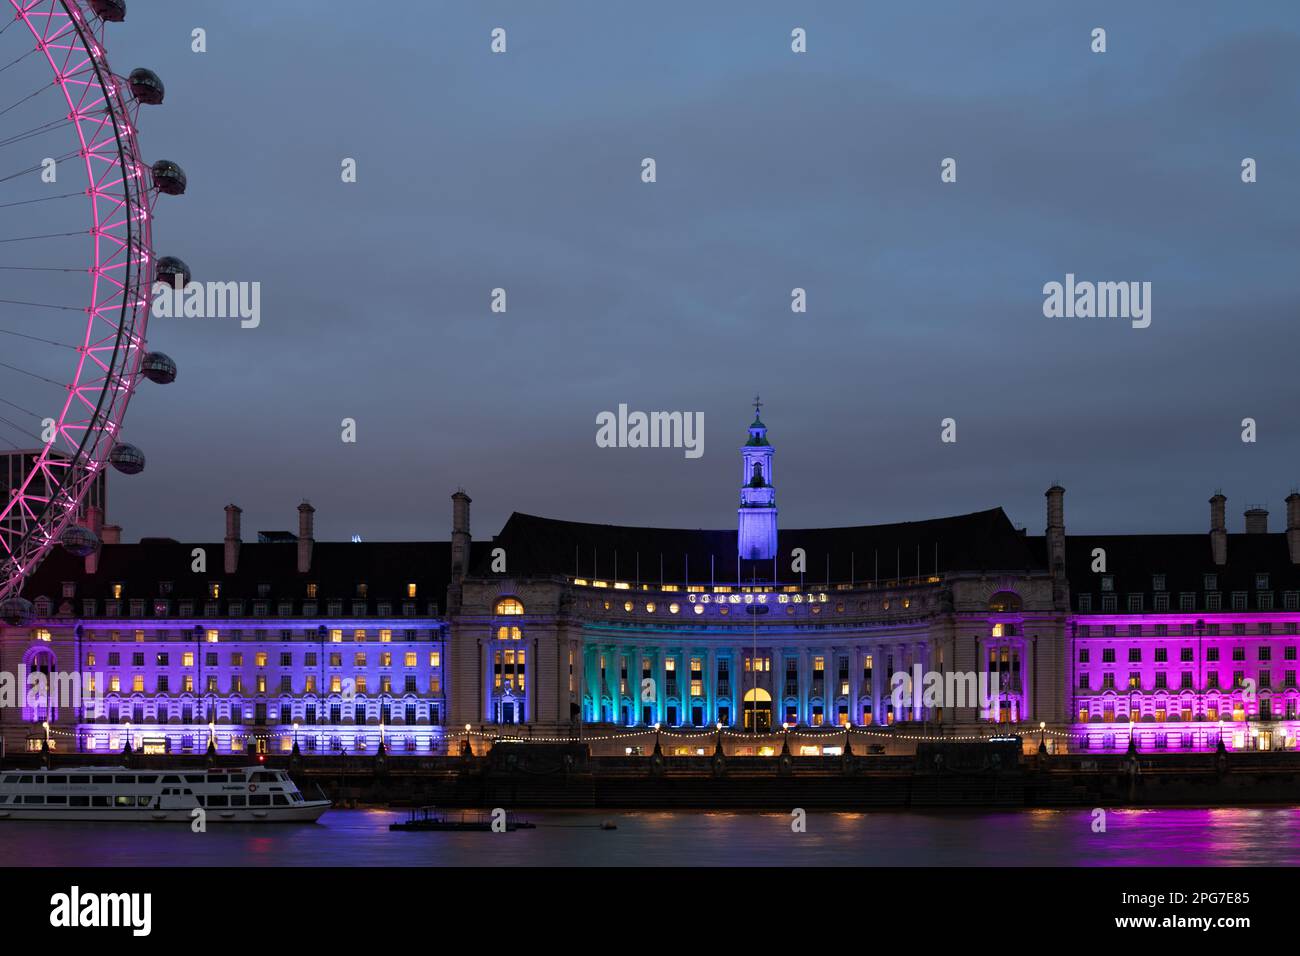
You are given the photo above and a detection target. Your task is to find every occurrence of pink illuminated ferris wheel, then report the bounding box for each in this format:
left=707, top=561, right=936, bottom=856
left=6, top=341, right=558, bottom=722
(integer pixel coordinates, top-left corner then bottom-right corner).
left=0, top=0, right=183, bottom=615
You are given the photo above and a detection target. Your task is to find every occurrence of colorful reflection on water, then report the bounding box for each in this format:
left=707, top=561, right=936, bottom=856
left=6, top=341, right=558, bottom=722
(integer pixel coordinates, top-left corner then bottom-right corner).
left=2, top=807, right=1298, bottom=866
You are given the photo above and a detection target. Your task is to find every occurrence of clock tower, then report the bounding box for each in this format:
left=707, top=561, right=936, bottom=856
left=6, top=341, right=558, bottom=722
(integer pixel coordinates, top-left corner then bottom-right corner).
left=737, top=396, right=777, bottom=561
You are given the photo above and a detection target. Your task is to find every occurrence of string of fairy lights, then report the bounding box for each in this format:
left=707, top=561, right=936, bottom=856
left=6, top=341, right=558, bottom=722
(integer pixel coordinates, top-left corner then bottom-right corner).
left=30, top=721, right=1123, bottom=747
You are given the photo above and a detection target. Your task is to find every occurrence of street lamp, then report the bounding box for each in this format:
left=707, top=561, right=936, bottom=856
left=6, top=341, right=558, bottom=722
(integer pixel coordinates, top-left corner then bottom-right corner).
left=1038, top=720, right=1047, bottom=755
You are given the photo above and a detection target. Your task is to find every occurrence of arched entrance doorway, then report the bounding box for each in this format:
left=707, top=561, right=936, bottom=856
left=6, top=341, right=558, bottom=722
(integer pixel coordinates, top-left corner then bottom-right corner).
left=743, top=688, right=772, bottom=732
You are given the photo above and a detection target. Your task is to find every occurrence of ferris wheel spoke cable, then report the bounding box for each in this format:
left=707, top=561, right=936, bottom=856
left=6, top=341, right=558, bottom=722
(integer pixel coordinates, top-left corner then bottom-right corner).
left=0, top=297, right=84, bottom=311
left=0, top=80, right=55, bottom=120
left=0, top=358, right=67, bottom=389
left=0, top=326, right=80, bottom=349
left=0, top=228, right=85, bottom=243
left=0, top=117, right=72, bottom=150
left=0, top=392, right=45, bottom=419
left=0, top=148, right=80, bottom=185
left=0, top=412, right=46, bottom=447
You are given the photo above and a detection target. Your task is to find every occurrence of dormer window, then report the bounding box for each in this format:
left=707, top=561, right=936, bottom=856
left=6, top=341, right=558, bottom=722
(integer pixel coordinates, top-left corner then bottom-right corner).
left=159, top=581, right=173, bottom=595
left=111, top=583, right=123, bottom=599
left=357, top=583, right=368, bottom=598
left=208, top=582, right=220, bottom=599
left=1100, top=575, right=1114, bottom=593
left=1204, top=574, right=1218, bottom=591
left=257, top=583, right=271, bottom=598
left=1256, top=574, right=1270, bottom=591
left=1152, top=574, right=1166, bottom=592
left=407, top=583, right=417, bottom=599
left=61, top=582, right=75, bottom=598
left=306, top=583, right=318, bottom=599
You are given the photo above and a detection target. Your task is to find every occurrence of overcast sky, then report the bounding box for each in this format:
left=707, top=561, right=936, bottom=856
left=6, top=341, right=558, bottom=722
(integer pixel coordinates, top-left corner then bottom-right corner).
left=95, top=0, right=1300, bottom=544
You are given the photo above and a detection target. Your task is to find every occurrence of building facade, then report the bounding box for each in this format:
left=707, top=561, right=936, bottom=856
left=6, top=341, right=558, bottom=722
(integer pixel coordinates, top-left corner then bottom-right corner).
left=3, top=409, right=1298, bottom=755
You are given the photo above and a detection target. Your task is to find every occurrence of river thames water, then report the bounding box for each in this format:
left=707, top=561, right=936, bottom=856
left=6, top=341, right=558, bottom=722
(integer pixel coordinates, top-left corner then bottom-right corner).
left=2, top=806, right=1300, bottom=866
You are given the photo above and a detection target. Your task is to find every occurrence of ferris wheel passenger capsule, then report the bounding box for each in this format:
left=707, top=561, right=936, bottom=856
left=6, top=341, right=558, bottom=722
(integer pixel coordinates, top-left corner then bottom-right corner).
left=89, top=0, right=126, bottom=22
left=154, top=256, right=191, bottom=290
left=0, top=596, right=34, bottom=626
left=59, top=526, right=100, bottom=558
left=141, top=352, right=177, bottom=385
left=128, top=68, right=165, bottom=105
left=151, top=160, right=186, bottom=195
left=109, top=443, right=146, bottom=475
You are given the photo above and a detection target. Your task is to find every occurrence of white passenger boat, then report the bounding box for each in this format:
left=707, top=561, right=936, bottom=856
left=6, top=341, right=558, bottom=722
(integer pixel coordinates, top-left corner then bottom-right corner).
left=0, top=766, right=331, bottom=822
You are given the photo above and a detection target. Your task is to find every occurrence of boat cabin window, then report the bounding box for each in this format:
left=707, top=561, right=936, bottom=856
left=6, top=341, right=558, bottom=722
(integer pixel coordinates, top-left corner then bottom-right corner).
left=272, top=794, right=289, bottom=806
left=22, top=795, right=43, bottom=804
left=161, top=775, right=181, bottom=783
left=92, top=775, right=112, bottom=784
left=113, top=776, right=136, bottom=785
left=249, top=794, right=271, bottom=806
left=230, top=795, right=247, bottom=807
left=70, top=796, right=89, bottom=807
left=251, top=771, right=278, bottom=783
left=68, top=775, right=89, bottom=784
left=91, top=796, right=110, bottom=807
left=18, top=776, right=33, bottom=784
left=183, top=774, right=204, bottom=784
left=114, top=796, right=132, bottom=807
left=46, top=795, right=67, bottom=804
left=137, top=775, right=158, bottom=784
left=208, top=795, right=229, bottom=807
left=209, top=774, right=227, bottom=783
left=1, top=775, right=17, bottom=783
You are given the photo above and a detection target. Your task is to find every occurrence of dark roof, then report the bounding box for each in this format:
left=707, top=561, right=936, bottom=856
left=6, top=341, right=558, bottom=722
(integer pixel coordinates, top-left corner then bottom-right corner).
left=20, top=538, right=486, bottom=609
left=476, top=508, right=1042, bottom=585
left=1061, top=533, right=1300, bottom=599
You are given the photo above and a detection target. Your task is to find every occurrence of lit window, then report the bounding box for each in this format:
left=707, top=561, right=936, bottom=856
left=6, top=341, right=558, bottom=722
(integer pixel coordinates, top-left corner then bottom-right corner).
left=330, top=676, right=342, bottom=693
left=495, top=598, right=524, bottom=616
left=430, top=651, right=440, bottom=667
left=669, top=603, right=680, bottom=614
left=112, top=583, right=123, bottom=599
left=306, top=583, right=318, bottom=599
left=330, top=630, right=342, bottom=643
left=497, top=625, right=521, bottom=640
left=209, top=583, right=220, bottom=599
left=255, top=652, right=267, bottom=667
left=405, top=652, right=417, bottom=667
left=407, top=583, right=417, bottom=599
left=354, top=629, right=366, bottom=642
left=132, top=675, right=144, bottom=692
left=206, top=630, right=219, bottom=643
left=380, top=629, right=392, bottom=643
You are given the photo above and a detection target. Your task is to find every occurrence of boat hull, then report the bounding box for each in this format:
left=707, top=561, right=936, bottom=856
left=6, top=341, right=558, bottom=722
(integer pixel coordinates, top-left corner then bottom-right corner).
left=0, top=800, right=330, bottom=823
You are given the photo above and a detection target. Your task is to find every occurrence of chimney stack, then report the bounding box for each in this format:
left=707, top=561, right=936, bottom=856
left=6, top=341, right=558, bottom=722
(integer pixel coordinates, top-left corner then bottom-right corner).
left=1210, top=493, right=1227, bottom=565
left=1045, top=484, right=1066, bottom=573
left=101, top=525, right=121, bottom=545
left=1244, top=506, right=1269, bottom=535
left=224, top=504, right=242, bottom=574
left=85, top=504, right=104, bottom=575
left=297, top=501, right=314, bottom=574
left=451, top=490, right=472, bottom=580
left=1287, top=492, right=1300, bottom=564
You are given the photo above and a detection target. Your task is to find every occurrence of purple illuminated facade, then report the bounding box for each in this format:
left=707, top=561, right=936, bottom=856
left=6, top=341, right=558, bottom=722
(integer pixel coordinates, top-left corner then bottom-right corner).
left=4, top=410, right=1299, bottom=756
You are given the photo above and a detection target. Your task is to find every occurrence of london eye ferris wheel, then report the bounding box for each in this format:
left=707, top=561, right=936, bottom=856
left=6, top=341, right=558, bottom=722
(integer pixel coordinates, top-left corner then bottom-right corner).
left=0, top=0, right=182, bottom=617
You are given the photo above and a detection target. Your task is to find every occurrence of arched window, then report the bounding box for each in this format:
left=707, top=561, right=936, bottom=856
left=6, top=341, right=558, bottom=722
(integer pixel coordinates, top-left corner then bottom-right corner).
left=987, top=591, right=1022, bottom=613
left=495, top=597, right=524, bottom=616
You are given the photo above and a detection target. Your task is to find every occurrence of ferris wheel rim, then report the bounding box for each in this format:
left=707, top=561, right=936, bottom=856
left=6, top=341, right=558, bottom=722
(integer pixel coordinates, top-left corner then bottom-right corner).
left=0, top=0, right=152, bottom=604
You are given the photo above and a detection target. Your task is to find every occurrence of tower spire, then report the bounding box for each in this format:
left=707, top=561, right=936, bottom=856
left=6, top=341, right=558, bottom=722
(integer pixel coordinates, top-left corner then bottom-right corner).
left=738, top=399, right=777, bottom=561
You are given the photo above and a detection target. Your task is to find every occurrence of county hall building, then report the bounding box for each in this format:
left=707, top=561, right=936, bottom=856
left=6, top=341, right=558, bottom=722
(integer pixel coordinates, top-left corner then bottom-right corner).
left=3, top=409, right=1299, bottom=756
